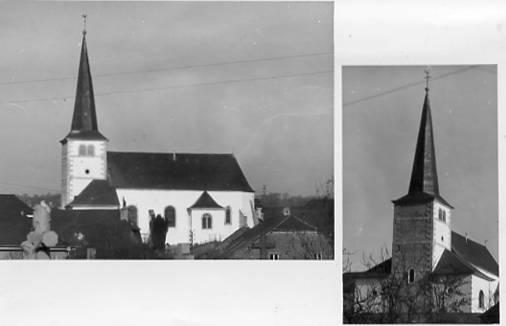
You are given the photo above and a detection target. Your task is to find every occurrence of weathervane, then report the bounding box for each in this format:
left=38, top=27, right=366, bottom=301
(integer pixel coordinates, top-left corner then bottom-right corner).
left=424, top=67, right=431, bottom=92
left=82, top=14, right=87, bottom=35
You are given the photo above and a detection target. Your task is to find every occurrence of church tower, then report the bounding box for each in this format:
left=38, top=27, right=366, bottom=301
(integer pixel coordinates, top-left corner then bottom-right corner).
left=60, top=24, right=108, bottom=208
left=391, top=73, right=453, bottom=282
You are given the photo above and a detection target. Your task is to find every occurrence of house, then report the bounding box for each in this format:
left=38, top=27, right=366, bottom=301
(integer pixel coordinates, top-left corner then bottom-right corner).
left=197, top=206, right=333, bottom=259
left=60, top=28, right=257, bottom=246
left=343, top=81, right=499, bottom=321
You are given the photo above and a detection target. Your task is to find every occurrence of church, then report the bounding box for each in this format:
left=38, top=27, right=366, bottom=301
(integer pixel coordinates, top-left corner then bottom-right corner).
left=59, top=28, right=257, bottom=245
left=343, top=77, right=499, bottom=321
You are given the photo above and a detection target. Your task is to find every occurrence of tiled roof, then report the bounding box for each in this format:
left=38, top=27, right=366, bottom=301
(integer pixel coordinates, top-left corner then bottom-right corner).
left=189, top=191, right=223, bottom=209
left=0, top=195, right=34, bottom=245
left=432, top=249, right=494, bottom=281
left=451, top=231, right=498, bottom=276
left=107, top=151, right=254, bottom=192
left=67, top=180, right=119, bottom=207
left=219, top=214, right=319, bottom=256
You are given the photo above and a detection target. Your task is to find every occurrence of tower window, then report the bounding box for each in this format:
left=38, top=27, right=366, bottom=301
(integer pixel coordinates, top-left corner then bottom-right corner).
left=408, top=268, right=415, bottom=284
left=78, top=144, right=86, bottom=156
left=225, top=206, right=231, bottom=224
left=87, top=145, right=95, bottom=156
left=202, top=213, right=212, bottom=229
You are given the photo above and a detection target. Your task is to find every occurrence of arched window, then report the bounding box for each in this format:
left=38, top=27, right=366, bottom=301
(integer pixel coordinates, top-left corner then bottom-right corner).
left=87, top=145, right=95, bottom=156
left=408, top=268, right=415, bottom=284
left=164, top=206, right=176, bottom=227
left=202, top=213, right=212, bottom=229
left=479, top=290, right=485, bottom=308
left=225, top=206, right=231, bottom=224
left=127, top=205, right=138, bottom=226
left=78, top=144, right=86, bottom=156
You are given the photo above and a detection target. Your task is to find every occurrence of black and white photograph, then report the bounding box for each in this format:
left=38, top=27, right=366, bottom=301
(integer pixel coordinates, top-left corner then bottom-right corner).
left=342, top=66, right=499, bottom=323
left=0, top=2, right=333, bottom=260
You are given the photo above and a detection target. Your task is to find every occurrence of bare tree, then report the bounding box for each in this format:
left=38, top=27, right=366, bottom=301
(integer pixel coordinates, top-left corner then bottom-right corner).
left=344, top=248, right=473, bottom=323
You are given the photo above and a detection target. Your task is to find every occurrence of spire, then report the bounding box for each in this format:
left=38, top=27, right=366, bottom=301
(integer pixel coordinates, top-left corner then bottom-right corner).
left=408, top=84, right=439, bottom=195
left=62, top=16, right=106, bottom=143
left=393, top=70, right=451, bottom=207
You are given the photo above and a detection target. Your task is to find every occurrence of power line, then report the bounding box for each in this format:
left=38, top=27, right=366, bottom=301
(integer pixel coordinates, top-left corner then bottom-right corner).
left=0, top=182, right=59, bottom=192
left=0, top=52, right=332, bottom=87
left=343, top=66, right=477, bottom=107
left=3, top=69, right=332, bottom=105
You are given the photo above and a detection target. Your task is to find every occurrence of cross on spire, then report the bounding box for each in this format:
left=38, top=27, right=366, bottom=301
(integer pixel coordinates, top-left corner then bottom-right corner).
left=424, top=67, right=431, bottom=92
left=82, top=14, right=87, bottom=35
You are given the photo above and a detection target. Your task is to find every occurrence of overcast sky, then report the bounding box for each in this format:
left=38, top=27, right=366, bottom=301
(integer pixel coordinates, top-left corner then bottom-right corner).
left=0, top=2, right=333, bottom=196
left=343, top=65, right=498, bottom=271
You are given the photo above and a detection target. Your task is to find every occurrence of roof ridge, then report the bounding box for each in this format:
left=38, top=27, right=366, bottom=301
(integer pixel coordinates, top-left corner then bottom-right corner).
left=290, top=215, right=318, bottom=230
left=108, top=150, right=234, bottom=156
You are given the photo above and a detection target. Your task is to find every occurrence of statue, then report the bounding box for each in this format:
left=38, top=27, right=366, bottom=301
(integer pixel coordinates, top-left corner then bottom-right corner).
left=20, top=201, right=58, bottom=259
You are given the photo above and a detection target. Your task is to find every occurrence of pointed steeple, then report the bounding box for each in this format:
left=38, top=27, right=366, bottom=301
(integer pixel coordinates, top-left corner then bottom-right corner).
left=393, top=72, right=451, bottom=207
left=408, top=88, right=439, bottom=195
left=61, top=20, right=106, bottom=143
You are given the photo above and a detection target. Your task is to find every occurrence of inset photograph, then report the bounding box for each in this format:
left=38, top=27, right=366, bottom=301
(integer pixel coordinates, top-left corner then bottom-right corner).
left=342, top=66, right=498, bottom=323
left=0, top=2, right=334, bottom=260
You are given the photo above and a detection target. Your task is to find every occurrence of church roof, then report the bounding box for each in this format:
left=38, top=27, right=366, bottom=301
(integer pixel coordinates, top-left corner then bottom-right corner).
left=61, top=31, right=106, bottom=144
left=106, top=151, right=254, bottom=192
left=393, top=87, right=452, bottom=208
left=432, top=249, right=495, bottom=281
left=451, top=231, right=498, bottom=276
left=189, top=191, right=223, bottom=209
left=67, top=180, right=119, bottom=208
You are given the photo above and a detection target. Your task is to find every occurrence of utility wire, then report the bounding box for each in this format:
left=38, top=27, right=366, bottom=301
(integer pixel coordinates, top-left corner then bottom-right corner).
left=3, top=69, right=332, bottom=105
left=0, top=182, right=59, bottom=192
left=0, top=52, right=332, bottom=86
left=343, top=66, right=479, bottom=107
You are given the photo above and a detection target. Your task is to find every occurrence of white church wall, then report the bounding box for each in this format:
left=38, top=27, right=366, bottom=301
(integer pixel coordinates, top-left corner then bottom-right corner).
left=115, top=188, right=255, bottom=245
left=431, top=201, right=451, bottom=269
left=190, top=208, right=228, bottom=244
left=470, top=275, right=498, bottom=313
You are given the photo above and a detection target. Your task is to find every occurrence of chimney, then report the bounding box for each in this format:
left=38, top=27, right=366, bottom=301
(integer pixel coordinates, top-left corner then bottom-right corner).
left=465, top=232, right=468, bottom=243
left=173, top=153, right=176, bottom=161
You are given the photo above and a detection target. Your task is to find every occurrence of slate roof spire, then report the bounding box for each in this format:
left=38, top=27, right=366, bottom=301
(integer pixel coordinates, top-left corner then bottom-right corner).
left=61, top=16, right=106, bottom=143
left=393, top=70, right=451, bottom=207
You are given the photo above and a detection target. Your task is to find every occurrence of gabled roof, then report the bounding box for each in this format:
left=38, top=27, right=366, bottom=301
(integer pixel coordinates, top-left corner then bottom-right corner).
left=219, top=215, right=319, bottom=256
left=107, top=151, right=254, bottom=192
left=61, top=32, right=106, bottom=144
left=432, top=249, right=494, bottom=281
left=451, top=231, right=498, bottom=276
left=67, top=180, right=119, bottom=208
left=189, top=191, right=223, bottom=209
left=393, top=88, right=451, bottom=208
left=0, top=195, right=34, bottom=245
